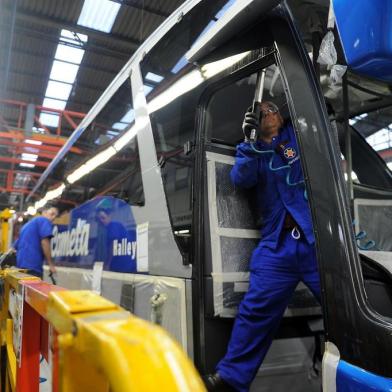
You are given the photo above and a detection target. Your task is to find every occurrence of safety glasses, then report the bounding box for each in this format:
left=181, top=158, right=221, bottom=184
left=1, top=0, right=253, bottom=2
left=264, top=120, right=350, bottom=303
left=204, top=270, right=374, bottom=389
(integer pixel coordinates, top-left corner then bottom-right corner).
left=260, top=103, right=279, bottom=117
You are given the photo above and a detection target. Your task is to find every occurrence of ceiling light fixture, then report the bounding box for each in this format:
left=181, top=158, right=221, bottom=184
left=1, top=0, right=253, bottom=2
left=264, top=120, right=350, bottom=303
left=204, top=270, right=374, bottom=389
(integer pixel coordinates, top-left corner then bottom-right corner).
left=78, top=0, right=121, bottom=33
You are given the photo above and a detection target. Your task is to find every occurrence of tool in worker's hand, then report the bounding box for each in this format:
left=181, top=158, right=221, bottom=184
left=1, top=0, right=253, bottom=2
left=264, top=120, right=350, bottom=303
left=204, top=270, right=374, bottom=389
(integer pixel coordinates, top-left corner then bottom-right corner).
left=49, top=271, right=57, bottom=285
left=0, top=248, right=15, bottom=269
left=242, top=109, right=259, bottom=142
left=243, top=69, right=266, bottom=142
left=252, top=69, right=267, bottom=141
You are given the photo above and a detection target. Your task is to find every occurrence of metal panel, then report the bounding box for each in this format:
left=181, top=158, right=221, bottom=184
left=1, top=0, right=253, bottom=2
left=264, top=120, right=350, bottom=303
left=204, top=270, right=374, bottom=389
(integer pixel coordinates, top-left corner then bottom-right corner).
left=185, top=279, right=194, bottom=359
left=132, top=61, right=192, bottom=278
left=43, top=266, right=189, bottom=351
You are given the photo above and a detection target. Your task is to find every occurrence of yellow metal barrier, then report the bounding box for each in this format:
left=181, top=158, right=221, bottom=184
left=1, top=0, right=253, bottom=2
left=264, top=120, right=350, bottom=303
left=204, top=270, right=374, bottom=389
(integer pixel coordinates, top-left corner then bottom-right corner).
left=0, top=209, right=13, bottom=254
left=0, top=270, right=40, bottom=392
left=0, top=269, right=206, bottom=392
left=5, top=319, right=16, bottom=392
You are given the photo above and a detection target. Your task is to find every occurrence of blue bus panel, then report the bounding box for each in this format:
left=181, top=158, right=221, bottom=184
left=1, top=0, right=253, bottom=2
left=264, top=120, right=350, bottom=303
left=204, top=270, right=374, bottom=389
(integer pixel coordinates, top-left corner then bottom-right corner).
left=333, top=0, right=392, bottom=82
left=337, top=360, right=392, bottom=391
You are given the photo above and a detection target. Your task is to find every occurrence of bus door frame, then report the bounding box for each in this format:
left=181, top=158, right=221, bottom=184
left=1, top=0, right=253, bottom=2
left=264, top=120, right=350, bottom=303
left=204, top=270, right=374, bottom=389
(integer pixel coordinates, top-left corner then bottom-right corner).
left=271, top=5, right=392, bottom=379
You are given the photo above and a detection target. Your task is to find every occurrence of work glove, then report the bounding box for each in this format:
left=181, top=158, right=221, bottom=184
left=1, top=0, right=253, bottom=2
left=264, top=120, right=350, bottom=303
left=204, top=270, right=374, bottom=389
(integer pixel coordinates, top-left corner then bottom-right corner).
left=242, top=107, right=259, bottom=142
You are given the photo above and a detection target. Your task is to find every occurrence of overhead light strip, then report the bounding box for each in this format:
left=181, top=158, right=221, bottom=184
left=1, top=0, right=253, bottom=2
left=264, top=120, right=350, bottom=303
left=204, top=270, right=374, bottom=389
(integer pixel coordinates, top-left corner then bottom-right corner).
left=149, top=51, right=249, bottom=114
left=55, top=44, right=85, bottom=64
left=66, top=146, right=117, bottom=184
left=33, top=183, right=66, bottom=212
left=49, top=60, right=80, bottom=84
left=25, top=139, right=42, bottom=146
left=42, top=98, right=67, bottom=111
left=21, top=153, right=38, bottom=161
left=39, top=29, right=88, bottom=128
left=20, top=163, right=35, bottom=168
left=78, top=0, right=121, bottom=33
left=30, top=28, right=88, bottom=198
left=145, top=72, right=164, bottom=83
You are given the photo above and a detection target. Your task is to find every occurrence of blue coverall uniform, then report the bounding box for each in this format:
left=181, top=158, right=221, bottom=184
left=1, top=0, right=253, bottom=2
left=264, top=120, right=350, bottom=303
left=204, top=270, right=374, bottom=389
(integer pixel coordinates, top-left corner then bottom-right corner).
left=14, top=216, right=54, bottom=277
left=216, top=122, right=321, bottom=391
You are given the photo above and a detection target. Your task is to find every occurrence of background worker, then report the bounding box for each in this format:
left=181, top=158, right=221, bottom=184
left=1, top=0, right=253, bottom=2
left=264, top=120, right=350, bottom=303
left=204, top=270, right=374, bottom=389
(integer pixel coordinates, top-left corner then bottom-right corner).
left=13, top=204, right=58, bottom=278
left=204, top=102, right=321, bottom=392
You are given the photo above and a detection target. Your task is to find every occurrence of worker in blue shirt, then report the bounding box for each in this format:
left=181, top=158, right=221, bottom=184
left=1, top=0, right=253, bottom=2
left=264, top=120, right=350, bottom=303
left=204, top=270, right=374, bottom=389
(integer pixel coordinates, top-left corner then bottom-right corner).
left=14, top=205, right=58, bottom=278
left=204, top=102, right=321, bottom=392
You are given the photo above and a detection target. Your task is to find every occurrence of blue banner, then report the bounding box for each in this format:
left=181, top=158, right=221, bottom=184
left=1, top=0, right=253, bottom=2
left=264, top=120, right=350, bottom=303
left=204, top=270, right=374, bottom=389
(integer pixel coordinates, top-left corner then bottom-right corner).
left=51, top=196, right=137, bottom=273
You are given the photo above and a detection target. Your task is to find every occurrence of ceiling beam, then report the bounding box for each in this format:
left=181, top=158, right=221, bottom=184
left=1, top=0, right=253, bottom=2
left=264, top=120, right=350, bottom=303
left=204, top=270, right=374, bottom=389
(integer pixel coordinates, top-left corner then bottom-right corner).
left=0, top=22, right=132, bottom=61
left=337, top=99, right=392, bottom=121
left=0, top=187, right=32, bottom=196
left=0, top=157, right=49, bottom=167
left=3, top=0, right=18, bottom=93
left=0, top=131, right=78, bottom=148
left=12, top=8, right=141, bottom=49
left=0, top=139, right=82, bottom=154
left=0, top=44, right=122, bottom=77
left=13, top=150, right=57, bottom=161
left=356, top=116, right=390, bottom=129
left=1, top=67, right=110, bottom=96
left=110, top=0, right=170, bottom=18
left=4, top=87, right=97, bottom=110
left=0, top=168, right=41, bottom=178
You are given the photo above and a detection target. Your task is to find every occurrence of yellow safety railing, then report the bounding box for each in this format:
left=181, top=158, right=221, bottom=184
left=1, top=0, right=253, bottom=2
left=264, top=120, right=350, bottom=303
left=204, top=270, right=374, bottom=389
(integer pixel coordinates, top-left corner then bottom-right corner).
left=0, top=269, right=206, bottom=392
left=0, top=209, right=13, bottom=253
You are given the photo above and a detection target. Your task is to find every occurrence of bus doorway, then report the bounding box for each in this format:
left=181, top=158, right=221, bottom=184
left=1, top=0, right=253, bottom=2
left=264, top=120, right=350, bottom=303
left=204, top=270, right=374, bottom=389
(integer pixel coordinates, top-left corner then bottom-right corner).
left=194, top=49, right=323, bottom=390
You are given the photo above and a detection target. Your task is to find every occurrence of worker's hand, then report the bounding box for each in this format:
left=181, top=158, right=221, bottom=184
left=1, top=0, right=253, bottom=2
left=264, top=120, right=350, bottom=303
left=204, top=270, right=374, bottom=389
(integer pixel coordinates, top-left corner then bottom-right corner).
left=242, top=109, right=259, bottom=142
left=49, top=264, right=57, bottom=274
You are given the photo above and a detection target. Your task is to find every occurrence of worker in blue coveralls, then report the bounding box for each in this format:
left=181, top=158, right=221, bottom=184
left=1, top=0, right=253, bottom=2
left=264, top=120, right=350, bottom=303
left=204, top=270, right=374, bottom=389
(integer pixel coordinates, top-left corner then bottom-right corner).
left=204, top=102, right=321, bottom=392
left=13, top=204, right=58, bottom=279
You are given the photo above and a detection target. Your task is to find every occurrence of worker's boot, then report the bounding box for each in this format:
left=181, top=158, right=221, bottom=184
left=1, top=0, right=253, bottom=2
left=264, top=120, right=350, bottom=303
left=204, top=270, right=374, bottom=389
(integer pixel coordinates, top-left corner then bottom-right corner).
left=202, top=373, right=236, bottom=391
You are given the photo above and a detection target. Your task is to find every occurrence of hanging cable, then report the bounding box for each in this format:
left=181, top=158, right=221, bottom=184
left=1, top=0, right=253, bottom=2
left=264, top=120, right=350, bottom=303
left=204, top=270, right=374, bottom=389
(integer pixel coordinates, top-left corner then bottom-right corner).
left=352, top=220, right=379, bottom=250
left=249, top=143, right=307, bottom=198
left=355, top=230, right=378, bottom=251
